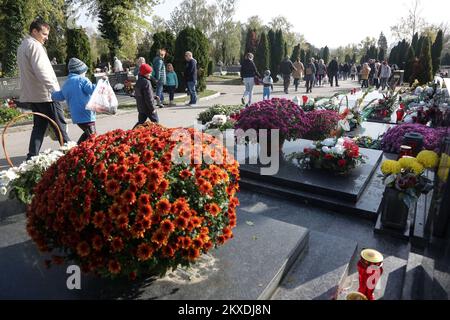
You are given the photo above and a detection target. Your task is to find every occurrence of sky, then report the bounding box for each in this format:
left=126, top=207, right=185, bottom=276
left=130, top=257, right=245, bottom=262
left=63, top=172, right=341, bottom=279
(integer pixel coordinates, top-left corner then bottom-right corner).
left=78, top=0, right=450, bottom=48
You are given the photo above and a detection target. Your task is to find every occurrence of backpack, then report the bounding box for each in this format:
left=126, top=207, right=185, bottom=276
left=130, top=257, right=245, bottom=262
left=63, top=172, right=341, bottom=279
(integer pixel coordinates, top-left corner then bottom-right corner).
left=305, top=66, right=313, bottom=75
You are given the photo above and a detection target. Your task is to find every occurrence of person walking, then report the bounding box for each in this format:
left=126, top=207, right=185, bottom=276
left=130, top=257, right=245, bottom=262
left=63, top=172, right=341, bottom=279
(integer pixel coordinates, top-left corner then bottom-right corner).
left=51, top=58, right=97, bottom=144
left=17, top=19, right=71, bottom=160
left=379, top=60, right=392, bottom=91
left=304, top=58, right=317, bottom=93
left=133, top=63, right=159, bottom=128
left=328, top=57, right=339, bottom=87
left=350, top=64, right=357, bottom=81
left=279, top=56, right=296, bottom=94
left=184, top=51, right=198, bottom=106
left=262, top=70, right=274, bottom=100
left=240, top=53, right=259, bottom=106
left=166, top=63, right=178, bottom=106
left=152, top=49, right=167, bottom=107
left=360, top=63, right=371, bottom=88
left=317, top=59, right=327, bottom=87
left=293, top=58, right=304, bottom=91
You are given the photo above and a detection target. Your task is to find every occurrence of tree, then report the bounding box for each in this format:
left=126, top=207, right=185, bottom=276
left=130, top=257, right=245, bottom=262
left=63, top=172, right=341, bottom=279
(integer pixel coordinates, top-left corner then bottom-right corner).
left=211, top=0, right=239, bottom=65
left=136, top=32, right=153, bottom=64
left=291, top=44, right=300, bottom=62
left=411, top=32, right=419, bottom=53
left=416, top=35, right=425, bottom=59
left=431, top=29, right=444, bottom=75
left=442, top=52, right=450, bottom=65
left=246, top=15, right=264, bottom=34
left=272, top=30, right=285, bottom=73
left=150, top=31, right=175, bottom=64
left=244, top=28, right=258, bottom=56
left=255, top=31, right=270, bottom=75
left=0, top=0, right=26, bottom=76
left=418, top=37, right=433, bottom=85
left=378, top=48, right=386, bottom=61
left=378, top=32, right=388, bottom=52
left=174, top=27, right=210, bottom=92
left=168, top=0, right=216, bottom=37
left=284, top=41, right=288, bottom=59
left=322, top=46, right=330, bottom=64
left=345, top=54, right=352, bottom=63
left=66, top=28, right=92, bottom=72
left=300, top=49, right=306, bottom=64
left=391, top=0, right=426, bottom=41
left=404, top=46, right=415, bottom=83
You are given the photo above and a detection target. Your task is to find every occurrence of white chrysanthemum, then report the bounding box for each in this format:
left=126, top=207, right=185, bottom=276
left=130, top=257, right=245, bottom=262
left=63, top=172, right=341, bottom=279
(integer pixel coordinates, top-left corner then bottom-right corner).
left=332, top=145, right=345, bottom=155
left=0, top=186, right=8, bottom=196
left=322, top=138, right=336, bottom=147
left=322, top=146, right=331, bottom=153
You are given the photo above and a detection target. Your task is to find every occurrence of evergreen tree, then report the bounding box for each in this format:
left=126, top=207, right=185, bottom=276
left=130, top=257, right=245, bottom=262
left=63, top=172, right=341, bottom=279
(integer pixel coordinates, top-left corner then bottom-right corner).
left=272, top=29, right=285, bottom=73
left=418, top=37, right=433, bottom=85
left=411, top=32, right=419, bottom=54
left=389, top=42, right=400, bottom=65
left=431, top=29, right=443, bottom=75
left=378, top=48, right=386, bottom=61
left=416, top=36, right=425, bottom=60
left=442, top=53, right=450, bottom=65
left=305, top=50, right=311, bottom=64
left=136, top=32, right=153, bottom=64
left=150, top=31, right=176, bottom=64
left=244, top=28, right=258, bottom=55
left=174, top=27, right=210, bottom=92
left=0, top=0, right=26, bottom=76
left=300, top=49, right=306, bottom=64
left=284, top=41, right=288, bottom=59
left=268, top=29, right=277, bottom=82
left=404, top=46, right=415, bottom=83
left=98, top=0, right=124, bottom=63
left=345, top=54, right=351, bottom=63
left=255, top=31, right=270, bottom=75
left=322, top=46, right=330, bottom=64
left=377, top=32, right=388, bottom=52
left=66, top=28, right=92, bottom=73
left=351, top=53, right=357, bottom=64
left=290, top=44, right=300, bottom=62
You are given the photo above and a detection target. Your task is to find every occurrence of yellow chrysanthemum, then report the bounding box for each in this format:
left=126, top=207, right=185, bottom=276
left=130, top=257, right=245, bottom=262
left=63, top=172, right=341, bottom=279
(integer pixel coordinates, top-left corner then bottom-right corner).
left=381, top=160, right=402, bottom=175
left=416, top=150, right=440, bottom=169
left=399, top=157, right=424, bottom=175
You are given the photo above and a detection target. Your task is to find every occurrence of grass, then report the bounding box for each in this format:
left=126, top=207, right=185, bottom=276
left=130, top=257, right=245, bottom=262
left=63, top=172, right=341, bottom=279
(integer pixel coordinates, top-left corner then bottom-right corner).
left=206, top=75, right=242, bottom=85
left=173, top=89, right=218, bottom=104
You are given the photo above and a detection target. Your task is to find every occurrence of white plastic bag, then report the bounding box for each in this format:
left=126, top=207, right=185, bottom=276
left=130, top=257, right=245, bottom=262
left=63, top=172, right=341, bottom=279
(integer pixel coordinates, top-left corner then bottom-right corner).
left=86, top=79, right=118, bottom=115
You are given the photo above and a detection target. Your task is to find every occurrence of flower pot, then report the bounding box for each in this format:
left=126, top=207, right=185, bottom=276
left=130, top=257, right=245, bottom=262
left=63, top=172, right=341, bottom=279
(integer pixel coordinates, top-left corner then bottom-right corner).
left=380, top=187, right=412, bottom=230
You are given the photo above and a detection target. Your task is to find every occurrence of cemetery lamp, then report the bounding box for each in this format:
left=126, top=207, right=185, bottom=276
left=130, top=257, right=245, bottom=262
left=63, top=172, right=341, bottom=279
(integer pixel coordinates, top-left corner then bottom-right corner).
left=402, top=132, right=424, bottom=157
left=357, top=249, right=384, bottom=301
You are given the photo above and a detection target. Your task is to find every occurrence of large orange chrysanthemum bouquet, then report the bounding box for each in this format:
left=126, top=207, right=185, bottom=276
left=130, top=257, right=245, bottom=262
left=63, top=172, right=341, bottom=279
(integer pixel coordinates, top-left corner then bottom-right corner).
left=26, top=123, right=240, bottom=279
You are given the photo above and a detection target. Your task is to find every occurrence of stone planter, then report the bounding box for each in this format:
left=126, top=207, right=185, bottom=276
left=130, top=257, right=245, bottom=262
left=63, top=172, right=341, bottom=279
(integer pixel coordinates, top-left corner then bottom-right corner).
left=380, top=187, right=413, bottom=230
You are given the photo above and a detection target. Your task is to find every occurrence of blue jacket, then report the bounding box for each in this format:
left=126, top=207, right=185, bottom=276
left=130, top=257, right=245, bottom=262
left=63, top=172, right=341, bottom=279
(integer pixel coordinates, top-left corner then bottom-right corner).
left=51, top=73, right=96, bottom=124
left=166, top=71, right=178, bottom=87
left=185, top=58, right=198, bottom=82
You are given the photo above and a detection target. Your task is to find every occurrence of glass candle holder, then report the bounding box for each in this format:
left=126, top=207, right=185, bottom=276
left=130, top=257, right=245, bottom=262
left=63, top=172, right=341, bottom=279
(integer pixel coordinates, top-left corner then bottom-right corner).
left=357, top=249, right=384, bottom=300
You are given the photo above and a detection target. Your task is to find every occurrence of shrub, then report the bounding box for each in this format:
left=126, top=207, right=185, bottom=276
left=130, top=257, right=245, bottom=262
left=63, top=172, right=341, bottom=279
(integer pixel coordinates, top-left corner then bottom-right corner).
left=0, top=107, right=22, bottom=124
left=150, top=31, right=176, bottom=65
left=234, top=98, right=311, bottom=142
left=197, top=105, right=244, bottom=125
left=27, top=123, right=240, bottom=279
left=303, top=110, right=339, bottom=141
left=381, top=123, right=447, bottom=153
left=66, top=28, right=92, bottom=74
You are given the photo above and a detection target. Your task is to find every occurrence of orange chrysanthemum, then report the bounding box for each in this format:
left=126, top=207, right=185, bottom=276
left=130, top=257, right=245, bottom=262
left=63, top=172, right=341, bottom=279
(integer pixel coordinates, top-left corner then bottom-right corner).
left=106, top=180, right=121, bottom=196
left=137, top=243, right=154, bottom=261
left=111, top=237, right=124, bottom=253
left=76, top=241, right=91, bottom=257
left=156, top=199, right=171, bottom=215
left=108, top=260, right=121, bottom=274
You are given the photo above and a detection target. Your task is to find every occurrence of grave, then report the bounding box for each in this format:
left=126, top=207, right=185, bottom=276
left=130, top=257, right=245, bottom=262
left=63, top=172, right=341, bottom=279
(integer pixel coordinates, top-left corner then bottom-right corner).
left=239, top=139, right=384, bottom=219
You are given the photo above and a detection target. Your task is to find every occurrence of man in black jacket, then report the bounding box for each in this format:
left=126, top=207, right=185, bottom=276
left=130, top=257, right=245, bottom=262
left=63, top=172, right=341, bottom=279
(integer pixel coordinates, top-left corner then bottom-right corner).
left=185, top=51, right=198, bottom=106
left=328, top=57, right=339, bottom=87
left=279, top=56, right=296, bottom=94
left=133, top=63, right=159, bottom=128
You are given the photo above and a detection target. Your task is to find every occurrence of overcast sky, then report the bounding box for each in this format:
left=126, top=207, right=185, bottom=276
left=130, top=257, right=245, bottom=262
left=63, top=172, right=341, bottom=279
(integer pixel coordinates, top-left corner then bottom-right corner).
left=79, top=0, right=450, bottom=48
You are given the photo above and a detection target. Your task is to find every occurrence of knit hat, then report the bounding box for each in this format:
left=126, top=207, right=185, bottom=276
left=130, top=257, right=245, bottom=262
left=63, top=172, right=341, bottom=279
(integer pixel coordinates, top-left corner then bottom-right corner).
left=68, top=58, right=88, bottom=74
left=139, top=63, right=152, bottom=76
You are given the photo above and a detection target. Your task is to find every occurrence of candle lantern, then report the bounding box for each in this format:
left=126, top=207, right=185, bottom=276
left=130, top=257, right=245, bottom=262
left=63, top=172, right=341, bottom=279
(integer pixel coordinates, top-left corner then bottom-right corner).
left=398, top=145, right=413, bottom=160
left=357, top=249, right=384, bottom=301
left=402, top=132, right=424, bottom=157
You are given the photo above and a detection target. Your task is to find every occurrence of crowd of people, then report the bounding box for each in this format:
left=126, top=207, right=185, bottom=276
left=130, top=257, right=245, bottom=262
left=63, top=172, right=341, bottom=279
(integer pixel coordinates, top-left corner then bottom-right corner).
left=16, top=19, right=199, bottom=159
left=239, top=52, right=401, bottom=105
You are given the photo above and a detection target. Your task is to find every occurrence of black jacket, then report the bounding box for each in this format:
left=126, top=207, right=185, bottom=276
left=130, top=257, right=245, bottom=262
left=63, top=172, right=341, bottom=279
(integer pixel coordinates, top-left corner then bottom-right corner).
left=328, top=59, right=339, bottom=75
left=185, top=58, right=198, bottom=82
left=240, top=59, right=259, bottom=78
left=280, top=59, right=295, bottom=75
left=134, top=75, right=155, bottom=115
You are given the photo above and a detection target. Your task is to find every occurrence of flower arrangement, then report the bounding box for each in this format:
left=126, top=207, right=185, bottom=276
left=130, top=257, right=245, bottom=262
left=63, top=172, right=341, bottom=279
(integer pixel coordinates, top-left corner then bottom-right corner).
left=26, top=124, right=240, bottom=279
left=381, top=123, right=447, bottom=153
left=289, top=137, right=366, bottom=174
left=293, top=95, right=316, bottom=112
left=303, top=110, right=339, bottom=141
left=361, top=89, right=399, bottom=122
left=198, top=105, right=243, bottom=125
left=0, top=142, right=77, bottom=204
left=380, top=151, right=439, bottom=207
left=2, top=97, right=18, bottom=109
left=353, top=135, right=383, bottom=150
left=233, top=98, right=311, bottom=143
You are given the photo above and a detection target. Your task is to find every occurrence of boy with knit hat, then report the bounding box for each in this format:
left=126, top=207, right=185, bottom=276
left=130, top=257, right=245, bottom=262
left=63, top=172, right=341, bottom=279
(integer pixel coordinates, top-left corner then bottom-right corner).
left=133, top=63, right=159, bottom=129
left=51, top=57, right=97, bottom=144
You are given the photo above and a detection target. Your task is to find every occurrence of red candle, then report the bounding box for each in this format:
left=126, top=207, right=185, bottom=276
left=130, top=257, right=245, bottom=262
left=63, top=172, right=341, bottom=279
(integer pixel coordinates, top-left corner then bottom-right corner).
left=357, top=249, right=384, bottom=300
left=302, top=95, right=308, bottom=105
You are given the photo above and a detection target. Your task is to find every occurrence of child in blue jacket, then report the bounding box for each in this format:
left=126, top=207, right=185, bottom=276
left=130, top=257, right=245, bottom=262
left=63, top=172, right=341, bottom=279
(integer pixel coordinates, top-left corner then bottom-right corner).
left=166, top=63, right=178, bottom=106
left=52, top=58, right=96, bottom=144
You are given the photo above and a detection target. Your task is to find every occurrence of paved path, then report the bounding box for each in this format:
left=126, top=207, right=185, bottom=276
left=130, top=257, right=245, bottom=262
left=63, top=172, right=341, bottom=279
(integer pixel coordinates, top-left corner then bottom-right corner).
left=0, top=79, right=361, bottom=170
